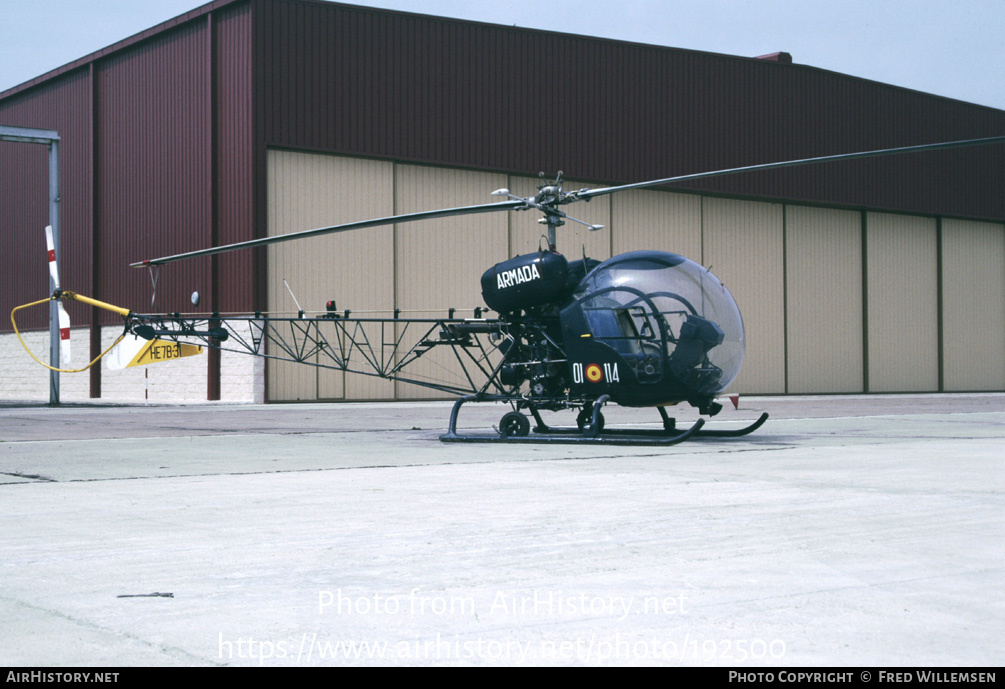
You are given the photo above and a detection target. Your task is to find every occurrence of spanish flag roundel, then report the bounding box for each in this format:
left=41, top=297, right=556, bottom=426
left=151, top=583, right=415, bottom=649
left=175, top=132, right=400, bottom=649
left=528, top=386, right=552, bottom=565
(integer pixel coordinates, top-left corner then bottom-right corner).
left=585, top=363, right=603, bottom=383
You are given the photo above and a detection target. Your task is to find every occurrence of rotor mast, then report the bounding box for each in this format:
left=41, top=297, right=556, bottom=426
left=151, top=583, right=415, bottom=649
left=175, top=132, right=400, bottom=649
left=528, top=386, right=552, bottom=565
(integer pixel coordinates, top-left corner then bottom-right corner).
left=537, top=171, right=565, bottom=251
left=493, top=170, right=605, bottom=252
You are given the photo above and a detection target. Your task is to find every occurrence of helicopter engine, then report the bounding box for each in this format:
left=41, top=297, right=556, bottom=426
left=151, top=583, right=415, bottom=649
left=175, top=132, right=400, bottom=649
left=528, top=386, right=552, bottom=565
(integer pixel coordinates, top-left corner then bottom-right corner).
left=480, top=250, right=574, bottom=313
left=481, top=250, right=601, bottom=406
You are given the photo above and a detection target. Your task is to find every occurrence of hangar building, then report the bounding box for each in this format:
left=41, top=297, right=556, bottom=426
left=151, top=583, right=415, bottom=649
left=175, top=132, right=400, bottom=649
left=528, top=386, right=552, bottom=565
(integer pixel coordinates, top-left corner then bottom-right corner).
left=2, top=0, right=1004, bottom=403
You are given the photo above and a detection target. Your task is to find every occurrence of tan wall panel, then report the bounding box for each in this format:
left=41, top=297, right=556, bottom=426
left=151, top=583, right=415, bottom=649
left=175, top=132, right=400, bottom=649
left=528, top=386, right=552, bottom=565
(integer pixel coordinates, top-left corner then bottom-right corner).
left=266, top=150, right=395, bottom=401
left=266, top=151, right=326, bottom=402
left=702, top=197, right=785, bottom=394
left=264, top=152, right=982, bottom=401
left=394, top=164, right=509, bottom=399
left=611, top=189, right=702, bottom=261
left=506, top=175, right=611, bottom=262
left=785, top=206, right=864, bottom=393
left=866, top=213, right=938, bottom=392
left=941, top=219, right=1005, bottom=390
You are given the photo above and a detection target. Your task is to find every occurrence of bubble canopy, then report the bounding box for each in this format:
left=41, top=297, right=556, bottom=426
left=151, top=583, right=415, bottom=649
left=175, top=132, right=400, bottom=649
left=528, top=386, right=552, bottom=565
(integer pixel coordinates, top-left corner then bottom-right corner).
left=572, top=250, right=745, bottom=396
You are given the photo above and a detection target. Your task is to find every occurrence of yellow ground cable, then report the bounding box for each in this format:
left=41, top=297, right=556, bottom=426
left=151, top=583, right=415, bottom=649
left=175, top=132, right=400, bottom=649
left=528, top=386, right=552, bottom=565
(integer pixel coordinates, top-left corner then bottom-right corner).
left=10, top=293, right=130, bottom=373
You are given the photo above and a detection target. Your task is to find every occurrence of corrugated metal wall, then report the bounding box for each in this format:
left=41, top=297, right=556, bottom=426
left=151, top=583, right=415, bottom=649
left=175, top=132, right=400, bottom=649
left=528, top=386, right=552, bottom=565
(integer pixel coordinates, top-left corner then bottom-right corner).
left=266, top=150, right=1004, bottom=401
left=215, top=3, right=256, bottom=314
left=260, top=0, right=1005, bottom=222
left=941, top=219, right=1005, bottom=391
left=702, top=197, right=786, bottom=394
left=266, top=150, right=394, bottom=401
left=252, top=0, right=1005, bottom=400
left=1, top=70, right=94, bottom=331
left=785, top=206, right=864, bottom=393
left=1, top=1, right=255, bottom=399
left=611, top=190, right=702, bottom=260
left=866, top=213, right=940, bottom=392
left=392, top=165, right=509, bottom=400
left=95, top=19, right=213, bottom=321
left=1, top=1, right=255, bottom=330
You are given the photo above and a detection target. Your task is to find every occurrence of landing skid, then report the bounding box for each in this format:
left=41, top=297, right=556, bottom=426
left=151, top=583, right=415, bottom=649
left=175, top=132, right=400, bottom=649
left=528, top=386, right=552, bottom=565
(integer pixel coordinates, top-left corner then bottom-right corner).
left=439, top=394, right=768, bottom=445
left=690, top=412, right=769, bottom=438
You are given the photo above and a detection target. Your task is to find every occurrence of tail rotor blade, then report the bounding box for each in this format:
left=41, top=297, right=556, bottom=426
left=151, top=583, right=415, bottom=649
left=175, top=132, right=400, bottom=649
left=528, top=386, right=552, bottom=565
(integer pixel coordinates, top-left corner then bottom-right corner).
left=45, top=224, right=61, bottom=290
left=57, top=302, right=71, bottom=365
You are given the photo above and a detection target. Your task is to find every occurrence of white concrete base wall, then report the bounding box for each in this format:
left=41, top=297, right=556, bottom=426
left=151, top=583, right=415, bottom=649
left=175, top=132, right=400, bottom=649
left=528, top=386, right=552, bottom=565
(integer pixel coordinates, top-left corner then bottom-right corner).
left=221, top=344, right=266, bottom=404
left=0, top=328, right=91, bottom=401
left=0, top=327, right=264, bottom=404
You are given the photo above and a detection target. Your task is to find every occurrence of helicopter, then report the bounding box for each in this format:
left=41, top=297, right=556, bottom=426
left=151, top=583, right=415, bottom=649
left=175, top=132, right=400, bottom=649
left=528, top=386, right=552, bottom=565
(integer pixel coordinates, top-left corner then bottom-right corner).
left=15, top=136, right=1004, bottom=445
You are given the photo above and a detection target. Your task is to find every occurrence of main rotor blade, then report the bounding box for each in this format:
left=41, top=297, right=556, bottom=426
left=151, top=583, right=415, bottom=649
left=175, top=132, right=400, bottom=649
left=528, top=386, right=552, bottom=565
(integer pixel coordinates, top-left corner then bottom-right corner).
left=572, top=136, right=1005, bottom=201
left=130, top=199, right=526, bottom=268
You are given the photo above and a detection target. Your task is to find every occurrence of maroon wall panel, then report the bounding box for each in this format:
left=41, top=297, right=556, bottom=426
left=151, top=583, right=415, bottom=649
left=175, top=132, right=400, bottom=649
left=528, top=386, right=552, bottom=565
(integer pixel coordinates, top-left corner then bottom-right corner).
left=0, top=71, right=94, bottom=331
left=95, top=20, right=213, bottom=322
left=214, top=2, right=256, bottom=314
left=2, top=0, right=256, bottom=335
left=261, top=0, right=1005, bottom=221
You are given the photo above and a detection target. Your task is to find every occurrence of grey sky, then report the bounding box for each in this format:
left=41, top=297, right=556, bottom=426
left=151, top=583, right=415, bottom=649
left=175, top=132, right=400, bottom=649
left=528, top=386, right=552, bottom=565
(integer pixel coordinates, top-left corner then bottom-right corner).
left=2, top=0, right=1003, bottom=110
